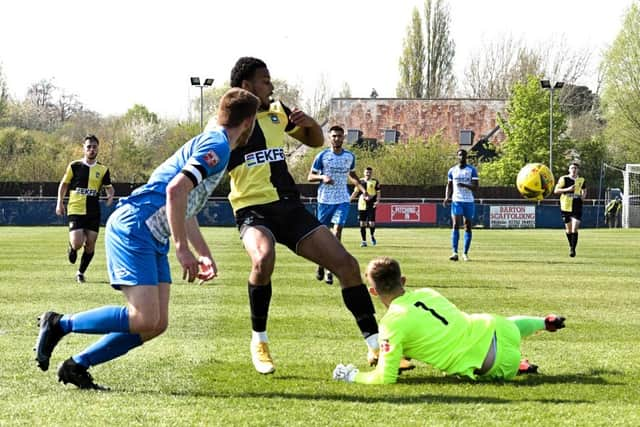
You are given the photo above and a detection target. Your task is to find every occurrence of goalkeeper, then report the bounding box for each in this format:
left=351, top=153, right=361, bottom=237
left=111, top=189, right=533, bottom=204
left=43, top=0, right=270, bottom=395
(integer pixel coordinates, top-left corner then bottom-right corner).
left=333, top=256, right=566, bottom=384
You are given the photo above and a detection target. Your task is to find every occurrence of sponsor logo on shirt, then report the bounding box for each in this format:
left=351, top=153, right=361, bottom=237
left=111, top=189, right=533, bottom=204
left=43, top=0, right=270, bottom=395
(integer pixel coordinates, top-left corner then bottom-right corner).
left=245, top=147, right=285, bottom=167
left=203, top=150, right=219, bottom=167
left=74, top=187, right=98, bottom=196
left=269, top=114, right=280, bottom=124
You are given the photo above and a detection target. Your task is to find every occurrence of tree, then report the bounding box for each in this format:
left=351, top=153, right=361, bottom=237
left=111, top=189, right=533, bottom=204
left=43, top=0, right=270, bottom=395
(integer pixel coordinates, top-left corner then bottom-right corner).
left=397, top=7, right=426, bottom=98
left=338, top=82, right=352, bottom=98
left=462, top=36, right=590, bottom=100
left=481, top=76, right=569, bottom=185
left=0, top=63, right=9, bottom=122
left=423, top=0, right=455, bottom=98
left=601, top=3, right=640, bottom=163
left=304, top=74, right=331, bottom=124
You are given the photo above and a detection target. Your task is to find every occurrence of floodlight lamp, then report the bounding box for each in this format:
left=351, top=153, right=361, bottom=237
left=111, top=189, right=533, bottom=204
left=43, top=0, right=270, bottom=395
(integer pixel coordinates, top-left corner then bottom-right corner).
left=190, top=77, right=201, bottom=86
left=204, top=78, right=214, bottom=86
left=540, top=80, right=551, bottom=89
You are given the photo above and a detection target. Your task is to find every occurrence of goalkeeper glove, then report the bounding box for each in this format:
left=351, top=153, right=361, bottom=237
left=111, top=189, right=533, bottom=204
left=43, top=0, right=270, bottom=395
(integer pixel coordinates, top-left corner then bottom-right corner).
left=332, top=364, right=358, bottom=383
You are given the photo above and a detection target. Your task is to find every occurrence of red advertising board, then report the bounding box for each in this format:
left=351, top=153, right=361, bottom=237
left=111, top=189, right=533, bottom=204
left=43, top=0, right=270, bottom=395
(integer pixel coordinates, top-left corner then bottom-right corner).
left=376, top=203, right=437, bottom=224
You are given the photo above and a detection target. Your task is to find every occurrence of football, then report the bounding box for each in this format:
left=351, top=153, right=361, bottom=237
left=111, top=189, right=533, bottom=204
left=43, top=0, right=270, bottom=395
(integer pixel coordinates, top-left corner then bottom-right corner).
left=516, top=163, right=555, bottom=201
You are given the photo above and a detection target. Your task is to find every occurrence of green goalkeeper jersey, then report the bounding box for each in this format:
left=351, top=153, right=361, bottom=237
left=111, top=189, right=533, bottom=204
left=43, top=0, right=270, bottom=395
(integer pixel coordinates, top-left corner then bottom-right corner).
left=354, top=288, right=496, bottom=384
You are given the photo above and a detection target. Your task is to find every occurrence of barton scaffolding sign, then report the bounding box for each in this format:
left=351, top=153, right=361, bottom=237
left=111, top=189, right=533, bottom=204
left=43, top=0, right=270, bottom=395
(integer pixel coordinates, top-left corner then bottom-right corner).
left=490, top=205, right=536, bottom=228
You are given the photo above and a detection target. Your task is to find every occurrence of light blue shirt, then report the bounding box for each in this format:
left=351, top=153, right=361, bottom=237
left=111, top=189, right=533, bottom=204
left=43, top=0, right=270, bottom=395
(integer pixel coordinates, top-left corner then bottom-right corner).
left=447, top=164, right=478, bottom=203
left=311, top=149, right=356, bottom=204
left=117, top=126, right=231, bottom=244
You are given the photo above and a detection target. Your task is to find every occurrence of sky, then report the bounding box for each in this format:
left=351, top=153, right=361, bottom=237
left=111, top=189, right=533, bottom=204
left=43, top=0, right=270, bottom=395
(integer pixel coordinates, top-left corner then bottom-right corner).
left=0, top=0, right=633, bottom=120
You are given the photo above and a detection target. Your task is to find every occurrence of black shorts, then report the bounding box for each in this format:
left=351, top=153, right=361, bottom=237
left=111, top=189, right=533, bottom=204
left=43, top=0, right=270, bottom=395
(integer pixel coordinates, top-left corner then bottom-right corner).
left=68, top=214, right=101, bottom=233
left=358, top=207, right=376, bottom=222
left=235, top=199, right=323, bottom=253
left=561, top=209, right=582, bottom=223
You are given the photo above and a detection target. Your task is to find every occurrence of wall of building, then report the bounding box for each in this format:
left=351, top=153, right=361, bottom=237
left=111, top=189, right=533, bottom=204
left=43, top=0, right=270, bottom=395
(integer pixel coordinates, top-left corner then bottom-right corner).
left=329, top=98, right=507, bottom=145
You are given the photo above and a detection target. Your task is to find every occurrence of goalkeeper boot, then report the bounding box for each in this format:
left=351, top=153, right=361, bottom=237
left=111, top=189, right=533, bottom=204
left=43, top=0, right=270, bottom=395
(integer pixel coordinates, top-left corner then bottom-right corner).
left=57, top=358, right=108, bottom=390
left=251, top=341, right=275, bottom=374
left=76, top=272, right=86, bottom=284
left=544, top=314, right=566, bottom=332
left=398, top=357, right=416, bottom=374
left=518, top=358, right=539, bottom=374
left=35, top=311, right=66, bottom=371
left=367, top=347, right=379, bottom=367
left=449, top=253, right=459, bottom=261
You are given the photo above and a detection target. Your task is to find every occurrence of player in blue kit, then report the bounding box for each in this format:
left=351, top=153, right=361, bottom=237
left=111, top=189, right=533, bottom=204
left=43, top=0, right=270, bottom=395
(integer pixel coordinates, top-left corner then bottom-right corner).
left=34, top=88, right=259, bottom=389
left=308, top=125, right=366, bottom=284
left=443, top=149, right=478, bottom=261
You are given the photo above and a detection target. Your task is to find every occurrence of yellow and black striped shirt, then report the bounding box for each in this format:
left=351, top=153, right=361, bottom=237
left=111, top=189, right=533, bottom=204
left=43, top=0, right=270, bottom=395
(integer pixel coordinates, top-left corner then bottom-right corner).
left=62, top=160, right=112, bottom=216
left=557, top=175, right=585, bottom=213
left=226, top=101, right=299, bottom=212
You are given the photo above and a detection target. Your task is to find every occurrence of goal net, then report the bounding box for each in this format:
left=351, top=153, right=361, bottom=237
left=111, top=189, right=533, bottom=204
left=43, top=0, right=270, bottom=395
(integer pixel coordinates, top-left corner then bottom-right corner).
left=623, top=164, right=640, bottom=228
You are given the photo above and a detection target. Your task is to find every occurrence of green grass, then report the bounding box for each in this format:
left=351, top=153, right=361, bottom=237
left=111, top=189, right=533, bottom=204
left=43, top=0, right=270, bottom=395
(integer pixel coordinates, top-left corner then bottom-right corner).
left=1, top=226, right=639, bottom=426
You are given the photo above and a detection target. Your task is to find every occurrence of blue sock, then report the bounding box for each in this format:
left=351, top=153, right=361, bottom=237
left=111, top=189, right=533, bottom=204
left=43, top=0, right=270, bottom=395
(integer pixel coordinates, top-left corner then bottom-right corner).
left=73, top=332, right=143, bottom=368
left=60, top=306, right=130, bottom=334
left=451, top=228, right=459, bottom=253
left=464, top=231, right=472, bottom=254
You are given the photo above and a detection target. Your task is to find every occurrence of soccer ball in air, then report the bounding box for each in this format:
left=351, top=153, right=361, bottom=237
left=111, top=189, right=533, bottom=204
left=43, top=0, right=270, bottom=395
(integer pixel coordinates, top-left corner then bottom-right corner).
left=516, top=163, right=555, bottom=201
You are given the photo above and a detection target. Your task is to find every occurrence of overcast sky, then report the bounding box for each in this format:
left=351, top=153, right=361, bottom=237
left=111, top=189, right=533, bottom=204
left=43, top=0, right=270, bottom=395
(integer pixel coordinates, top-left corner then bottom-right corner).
left=0, top=0, right=633, bottom=119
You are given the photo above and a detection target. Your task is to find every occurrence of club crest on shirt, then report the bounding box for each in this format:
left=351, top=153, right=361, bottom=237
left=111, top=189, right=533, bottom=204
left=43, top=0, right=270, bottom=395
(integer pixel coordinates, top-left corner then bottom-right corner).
left=95, top=171, right=101, bottom=178
left=203, top=150, right=219, bottom=167
left=269, top=114, right=280, bottom=124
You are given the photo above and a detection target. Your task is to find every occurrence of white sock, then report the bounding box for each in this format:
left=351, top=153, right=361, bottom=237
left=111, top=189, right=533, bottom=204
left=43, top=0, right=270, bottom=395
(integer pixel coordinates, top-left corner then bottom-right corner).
left=365, top=333, right=379, bottom=350
left=252, top=331, right=268, bottom=343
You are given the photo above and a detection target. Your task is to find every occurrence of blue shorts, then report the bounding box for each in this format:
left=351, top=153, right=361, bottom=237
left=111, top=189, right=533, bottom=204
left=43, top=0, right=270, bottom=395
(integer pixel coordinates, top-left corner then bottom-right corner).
left=451, top=201, right=475, bottom=219
left=105, top=204, right=172, bottom=288
left=317, top=202, right=351, bottom=226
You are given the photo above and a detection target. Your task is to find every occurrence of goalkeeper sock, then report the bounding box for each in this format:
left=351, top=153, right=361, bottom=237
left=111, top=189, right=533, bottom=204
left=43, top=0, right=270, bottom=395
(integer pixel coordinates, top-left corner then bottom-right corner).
left=360, top=226, right=367, bottom=241
left=369, top=226, right=376, bottom=239
left=508, top=316, right=545, bottom=338
left=565, top=232, right=572, bottom=247
left=573, top=232, right=579, bottom=249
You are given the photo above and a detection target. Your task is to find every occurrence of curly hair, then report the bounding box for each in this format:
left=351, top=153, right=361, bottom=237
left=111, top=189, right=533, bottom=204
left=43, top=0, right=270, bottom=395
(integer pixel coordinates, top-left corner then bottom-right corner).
left=230, top=57, right=267, bottom=88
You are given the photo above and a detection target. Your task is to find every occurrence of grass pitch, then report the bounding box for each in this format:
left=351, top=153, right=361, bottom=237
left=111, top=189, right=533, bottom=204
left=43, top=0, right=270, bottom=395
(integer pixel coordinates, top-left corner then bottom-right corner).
left=1, top=226, right=639, bottom=426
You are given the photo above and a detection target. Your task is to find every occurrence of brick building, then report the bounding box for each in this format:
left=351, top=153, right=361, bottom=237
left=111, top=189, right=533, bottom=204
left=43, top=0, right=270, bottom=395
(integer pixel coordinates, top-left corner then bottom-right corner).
left=328, top=98, right=507, bottom=147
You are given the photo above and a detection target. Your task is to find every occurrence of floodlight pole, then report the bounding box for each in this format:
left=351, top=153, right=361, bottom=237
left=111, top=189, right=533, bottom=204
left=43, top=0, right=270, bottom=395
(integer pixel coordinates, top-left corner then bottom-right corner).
left=190, top=77, right=214, bottom=131
left=540, top=80, right=564, bottom=174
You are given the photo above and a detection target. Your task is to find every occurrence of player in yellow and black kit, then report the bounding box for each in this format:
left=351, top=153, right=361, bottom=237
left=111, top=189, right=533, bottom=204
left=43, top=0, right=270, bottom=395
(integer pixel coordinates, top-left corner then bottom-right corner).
left=553, top=162, right=586, bottom=257
left=56, top=135, right=114, bottom=283
left=351, top=167, right=381, bottom=247
left=218, top=57, right=385, bottom=375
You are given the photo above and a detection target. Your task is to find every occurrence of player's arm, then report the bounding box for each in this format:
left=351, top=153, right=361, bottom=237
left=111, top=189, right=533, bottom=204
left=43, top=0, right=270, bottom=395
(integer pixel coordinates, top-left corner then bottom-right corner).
left=56, top=181, right=69, bottom=216
left=443, top=180, right=453, bottom=205
left=288, top=108, right=324, bottom=148
left=104, top=185, right=115, bottom=207
left=348, top=171, right=367, bottom=194
left=166, top=173, right=199, bottom=282
left=554, top=177, right=573, bottom=195
left=308, top=153, right=333, bottom=184
left=375, top=183, right=381, bottom=207
left=185, top=216, right=217, bottom=283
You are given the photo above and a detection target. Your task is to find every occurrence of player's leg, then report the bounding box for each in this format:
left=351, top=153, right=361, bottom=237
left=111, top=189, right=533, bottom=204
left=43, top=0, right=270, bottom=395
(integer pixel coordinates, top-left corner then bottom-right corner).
left=76, top=227, right=98, bottom=283
left=570, top=217, right=581, bottom=255
left=297, top=227, right=380, bottom=358
left=462, top=202, right=475, bottom=261
left=368, top=207, right=377, bottom=245
left=315, top=203, right=335, bottom=281
left=67, top=217, right=85, bottom=264
left=241, top=225, right=277, bottom=374
left=358, top=210, right=368, bottom=246
left=449, top=203, right=462, bottom=261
